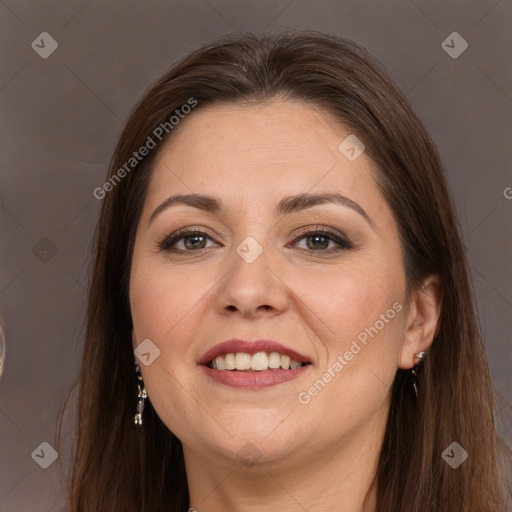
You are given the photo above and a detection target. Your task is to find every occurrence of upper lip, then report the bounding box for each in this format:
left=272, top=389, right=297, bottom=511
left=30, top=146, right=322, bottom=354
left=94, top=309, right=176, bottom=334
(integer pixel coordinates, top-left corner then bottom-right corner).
left=197, top=339, right=311, bottom=366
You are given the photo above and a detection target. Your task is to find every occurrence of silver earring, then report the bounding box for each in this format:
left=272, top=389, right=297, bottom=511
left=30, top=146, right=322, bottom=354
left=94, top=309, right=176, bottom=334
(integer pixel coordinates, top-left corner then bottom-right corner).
left=134, top=364, right=147, bottom=426
left=411, top=351, right=426, bottom=398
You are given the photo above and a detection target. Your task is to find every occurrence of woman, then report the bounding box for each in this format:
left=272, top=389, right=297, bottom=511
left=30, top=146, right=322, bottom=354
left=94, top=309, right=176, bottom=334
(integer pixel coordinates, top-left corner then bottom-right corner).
left=66, top=31, right=512, bottom=511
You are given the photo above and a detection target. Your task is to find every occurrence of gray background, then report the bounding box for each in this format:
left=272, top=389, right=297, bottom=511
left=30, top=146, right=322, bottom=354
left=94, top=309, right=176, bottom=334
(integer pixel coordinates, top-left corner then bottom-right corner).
left=0, top=1, right=511, bottom=510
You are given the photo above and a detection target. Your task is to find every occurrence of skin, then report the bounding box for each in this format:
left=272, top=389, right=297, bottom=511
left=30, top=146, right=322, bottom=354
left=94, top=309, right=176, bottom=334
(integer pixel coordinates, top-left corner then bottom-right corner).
left=129, top=100, right=442, bottom=512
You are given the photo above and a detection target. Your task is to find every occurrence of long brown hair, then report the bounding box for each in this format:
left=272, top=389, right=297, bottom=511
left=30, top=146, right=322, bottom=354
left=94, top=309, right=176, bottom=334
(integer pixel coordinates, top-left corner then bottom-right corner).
left=64, top=31, right=512, bottom=511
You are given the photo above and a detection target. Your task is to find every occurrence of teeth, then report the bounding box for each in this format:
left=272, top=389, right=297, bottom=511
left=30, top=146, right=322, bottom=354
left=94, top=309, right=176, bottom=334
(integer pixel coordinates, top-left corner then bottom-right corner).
left=235, top=352, right=251, bottom=370
left=268, top=352, right=281, bottom=368
left=224, top=353, right=236, bottom=370
left=209, top=352, right=305, bottom=371
left=251, top=352, right=269, bottom=371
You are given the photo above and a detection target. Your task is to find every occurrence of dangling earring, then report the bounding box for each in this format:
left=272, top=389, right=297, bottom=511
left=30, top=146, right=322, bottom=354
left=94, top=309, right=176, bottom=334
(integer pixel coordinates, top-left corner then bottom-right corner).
left=134, top=363, right=147, bottom=426
left=411, top=351, right=426, bottom=398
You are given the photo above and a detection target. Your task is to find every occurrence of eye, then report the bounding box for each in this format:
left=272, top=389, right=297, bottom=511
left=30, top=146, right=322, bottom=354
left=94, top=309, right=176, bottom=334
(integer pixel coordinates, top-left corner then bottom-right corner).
left=158, top=228, right=219, bottom=252
left=158, top=226, right=352, bottom=253
left=290, top=226, right=352, bottom=253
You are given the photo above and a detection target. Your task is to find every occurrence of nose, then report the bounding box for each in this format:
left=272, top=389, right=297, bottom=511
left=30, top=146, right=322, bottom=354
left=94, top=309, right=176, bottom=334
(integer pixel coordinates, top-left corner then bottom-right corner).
left=214, top=242, right=289, bottom=318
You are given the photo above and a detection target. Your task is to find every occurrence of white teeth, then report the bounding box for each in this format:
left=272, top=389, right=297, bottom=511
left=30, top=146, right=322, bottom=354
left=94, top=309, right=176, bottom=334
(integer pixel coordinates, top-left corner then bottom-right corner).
left=224, top=353, right=236, bottom=370
left=235, top=352, right=251, bottom=370
left=268, top=352, right=281, bottom=368
left=251, top=352, right=269, bottom=371
left=209, top=352, right=305, bottom=371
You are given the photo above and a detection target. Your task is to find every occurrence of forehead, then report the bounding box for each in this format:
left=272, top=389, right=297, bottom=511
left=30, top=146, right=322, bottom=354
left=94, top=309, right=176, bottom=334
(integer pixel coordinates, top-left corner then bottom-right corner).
left=144, top=100, right=385, bottom=217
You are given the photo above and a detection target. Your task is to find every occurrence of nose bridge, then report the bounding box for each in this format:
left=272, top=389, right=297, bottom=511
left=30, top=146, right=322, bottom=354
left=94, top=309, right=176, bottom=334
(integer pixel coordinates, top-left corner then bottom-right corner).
left=215, top=231, right=288, bottom=315
left=226, top=204, right=275, bottom=265
left=231, top=233, right=274, bottom=289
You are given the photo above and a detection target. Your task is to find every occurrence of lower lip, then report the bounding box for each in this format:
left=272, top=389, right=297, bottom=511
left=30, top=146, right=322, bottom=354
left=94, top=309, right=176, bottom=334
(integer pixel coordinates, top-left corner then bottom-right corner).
left=200, top=365, right=311, bottom=389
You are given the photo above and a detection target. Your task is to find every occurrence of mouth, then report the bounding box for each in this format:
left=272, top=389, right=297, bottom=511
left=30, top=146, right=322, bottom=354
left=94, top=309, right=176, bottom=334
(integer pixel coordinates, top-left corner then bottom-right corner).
left=198, top=339, right=312, bottom=389
left=206, top=351, right=311, bottom=372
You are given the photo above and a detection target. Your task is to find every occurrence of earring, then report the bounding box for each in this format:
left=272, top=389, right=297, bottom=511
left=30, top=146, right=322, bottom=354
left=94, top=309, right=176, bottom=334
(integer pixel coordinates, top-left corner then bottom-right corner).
left=134, top=364, right=147, bottom=426
left=411, top=351, right=426, bottom=398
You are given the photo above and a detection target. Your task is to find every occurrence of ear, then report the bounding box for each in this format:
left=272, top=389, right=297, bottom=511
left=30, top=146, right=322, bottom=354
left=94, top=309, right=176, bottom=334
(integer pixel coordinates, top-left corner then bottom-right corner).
left=398, top=274, right=442, bottom=370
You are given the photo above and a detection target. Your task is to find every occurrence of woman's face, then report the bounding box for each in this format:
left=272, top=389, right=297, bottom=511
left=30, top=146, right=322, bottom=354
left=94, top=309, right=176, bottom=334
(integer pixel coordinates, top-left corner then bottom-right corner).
left=130, top=100, right=409, bottom=468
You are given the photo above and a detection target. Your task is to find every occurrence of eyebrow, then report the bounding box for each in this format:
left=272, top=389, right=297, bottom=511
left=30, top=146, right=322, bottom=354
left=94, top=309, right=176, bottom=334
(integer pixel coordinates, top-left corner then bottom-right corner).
left=148, top=192, right=374, bottom=229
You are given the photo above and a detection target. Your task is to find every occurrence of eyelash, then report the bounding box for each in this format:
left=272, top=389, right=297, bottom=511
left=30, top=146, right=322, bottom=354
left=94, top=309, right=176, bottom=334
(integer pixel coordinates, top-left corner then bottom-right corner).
left=158, top=226, right=353, bottom=254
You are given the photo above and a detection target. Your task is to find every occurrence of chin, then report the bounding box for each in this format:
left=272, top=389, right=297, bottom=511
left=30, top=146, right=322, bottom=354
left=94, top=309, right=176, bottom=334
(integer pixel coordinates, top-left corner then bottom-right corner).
left=178, top=412, right=298, bottom=460
left=204, top=433, right=300, bottom=469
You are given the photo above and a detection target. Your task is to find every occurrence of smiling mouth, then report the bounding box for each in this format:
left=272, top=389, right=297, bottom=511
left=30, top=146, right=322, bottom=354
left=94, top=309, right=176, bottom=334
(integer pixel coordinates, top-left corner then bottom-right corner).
left=206, top=351, right=312, bottom=372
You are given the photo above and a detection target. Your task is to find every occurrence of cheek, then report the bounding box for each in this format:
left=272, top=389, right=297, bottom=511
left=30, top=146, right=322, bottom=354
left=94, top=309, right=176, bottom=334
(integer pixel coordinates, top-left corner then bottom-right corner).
left=302, top=261, right=403, bottom=341
left=315, top=288, right=404, bottom=407
left=129, top=262, right=207, bottom=435
left=301, top=258, right=405, bottom=398
left=130, top=261, right=208, bottom=343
